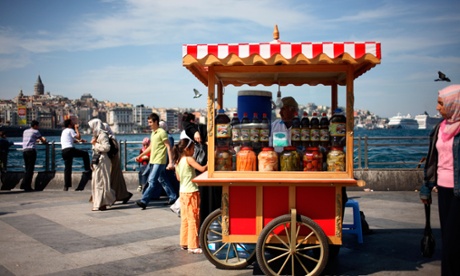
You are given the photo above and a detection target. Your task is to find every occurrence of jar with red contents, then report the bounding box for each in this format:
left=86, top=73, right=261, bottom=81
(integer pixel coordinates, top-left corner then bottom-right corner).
left=236, top=146, right=257, bottom=171
left=258, top=147, right=278, bottom=171
left=303, top=146, right=323, bottom=171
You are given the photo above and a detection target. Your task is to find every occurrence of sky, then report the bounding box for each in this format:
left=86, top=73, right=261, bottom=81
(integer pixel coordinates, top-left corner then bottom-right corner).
left=0, top=0, right=459, bottom=118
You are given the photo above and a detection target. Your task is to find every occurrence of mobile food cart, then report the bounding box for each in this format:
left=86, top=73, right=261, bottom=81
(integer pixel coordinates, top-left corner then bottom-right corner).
left=182, top=26, right=381, bottom=275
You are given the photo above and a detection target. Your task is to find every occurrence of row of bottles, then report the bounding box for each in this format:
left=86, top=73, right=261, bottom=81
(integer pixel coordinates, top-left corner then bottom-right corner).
left=291, top=108, right=346, bottom=148
left=216, top=145, right=345, bottom=172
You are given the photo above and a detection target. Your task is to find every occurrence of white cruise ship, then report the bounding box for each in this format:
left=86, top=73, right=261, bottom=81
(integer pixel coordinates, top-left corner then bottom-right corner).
left=387, top=113, right=419, bottom=129
left=415, top=112, right=442, bottom=129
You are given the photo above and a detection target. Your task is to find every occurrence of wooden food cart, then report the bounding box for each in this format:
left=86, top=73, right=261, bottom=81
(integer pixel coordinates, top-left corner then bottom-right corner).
left=182, top=26, right=381, bottom=275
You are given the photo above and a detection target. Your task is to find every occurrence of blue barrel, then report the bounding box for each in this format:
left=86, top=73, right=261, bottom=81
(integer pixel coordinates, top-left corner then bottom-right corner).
left=237, top=90, right=273, bottom=122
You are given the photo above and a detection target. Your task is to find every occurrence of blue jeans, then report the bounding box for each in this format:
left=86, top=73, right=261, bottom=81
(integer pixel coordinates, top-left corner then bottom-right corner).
left=141, top=164, right=177, bottom=204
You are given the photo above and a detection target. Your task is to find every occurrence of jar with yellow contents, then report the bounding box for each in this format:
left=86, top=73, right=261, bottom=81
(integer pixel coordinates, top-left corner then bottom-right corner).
left=327, top=147, right=345, bottom=171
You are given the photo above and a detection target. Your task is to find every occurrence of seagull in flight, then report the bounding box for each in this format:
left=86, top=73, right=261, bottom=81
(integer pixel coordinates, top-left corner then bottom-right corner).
left=435, top=71, right=451, bottom=82
left=193, top=88, right=202, bottom=98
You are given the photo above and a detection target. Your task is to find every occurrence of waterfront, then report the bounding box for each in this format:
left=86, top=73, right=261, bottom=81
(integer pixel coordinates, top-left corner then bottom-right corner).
left=3, top=129, right=432, bottom=172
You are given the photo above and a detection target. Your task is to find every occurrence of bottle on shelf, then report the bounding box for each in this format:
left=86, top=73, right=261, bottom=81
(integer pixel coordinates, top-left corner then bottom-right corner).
left=300, top=112, right=310, bottom=149
left=250, top=112, right=260, bottom=151
left=319, top=112, right=330, bottom=149
left=231, top=112, right=241, bottom=148
left=240, top=112, right=251, bottom=147
left=291, top=112, right=301, bottom=148
left=329, top=108, right=346, bottom=147
left=259, top=113, right=270, bottom=148
left=215, top=109, right=231, bottom=147
left=309, top=112, right=320, bottom=147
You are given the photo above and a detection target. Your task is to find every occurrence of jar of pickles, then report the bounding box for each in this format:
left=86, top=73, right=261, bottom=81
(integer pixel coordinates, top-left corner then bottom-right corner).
left=215, top=146, right=232, bottom=171
left=327, top=147, right=345, bottom=171
left=303, top=147, right=323, bottom=171
left=280, top=146, right=301, bottom=171
left=258, top=147, right=278, bottom=171
left=236, top=146, right=257, bottom=171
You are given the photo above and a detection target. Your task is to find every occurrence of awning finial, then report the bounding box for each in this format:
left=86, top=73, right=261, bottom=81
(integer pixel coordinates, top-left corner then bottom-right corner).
left=273, top=25, right=279, bottom=40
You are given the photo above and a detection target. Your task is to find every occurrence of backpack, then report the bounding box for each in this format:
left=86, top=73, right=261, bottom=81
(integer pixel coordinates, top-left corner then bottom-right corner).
left=107, top=136, right=119, bottom=158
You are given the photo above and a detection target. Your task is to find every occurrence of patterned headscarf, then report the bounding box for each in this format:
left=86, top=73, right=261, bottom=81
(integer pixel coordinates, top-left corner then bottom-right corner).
left=438, top=84, right=460, bottom=141
left=142, top=137, right=150, bottom=151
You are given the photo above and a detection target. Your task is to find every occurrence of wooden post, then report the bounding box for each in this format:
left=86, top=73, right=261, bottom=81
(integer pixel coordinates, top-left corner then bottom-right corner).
left=345, top=66, right=354, bottom=177
left=207, top=66, right=216, bottom=175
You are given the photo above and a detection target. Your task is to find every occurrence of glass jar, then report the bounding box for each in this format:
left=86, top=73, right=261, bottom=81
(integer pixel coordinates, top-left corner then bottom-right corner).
left=327, top=147, right=345, bottom=171
left=303, top=147, right=323, bottom=171
left=236, top=146, right=257, bottom=171
left=258, top=147, right=278, bottom=171
left=280, top=146, right=301, bottom=171
left=215, top=146, right=233, bottom=171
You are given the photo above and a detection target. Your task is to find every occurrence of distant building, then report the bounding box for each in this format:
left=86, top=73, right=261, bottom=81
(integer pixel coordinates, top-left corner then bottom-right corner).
left=107, top=107, right=133, bottom=134
left=34, top=75, right=44, bottom=96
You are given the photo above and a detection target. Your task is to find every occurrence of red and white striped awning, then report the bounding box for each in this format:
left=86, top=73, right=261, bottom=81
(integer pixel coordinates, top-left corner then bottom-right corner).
left=183, top=41, right=381, bottom=60
left=182, top=28, right=381, bottom=87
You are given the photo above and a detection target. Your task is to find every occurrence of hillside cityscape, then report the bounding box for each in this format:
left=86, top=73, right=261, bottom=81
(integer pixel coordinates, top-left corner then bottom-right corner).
left=0, top=76, right=440, bottom=136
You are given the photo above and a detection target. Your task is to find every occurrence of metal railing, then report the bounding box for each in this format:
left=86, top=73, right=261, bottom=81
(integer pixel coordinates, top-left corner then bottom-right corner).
left=3, top=136, right=429, bottom=172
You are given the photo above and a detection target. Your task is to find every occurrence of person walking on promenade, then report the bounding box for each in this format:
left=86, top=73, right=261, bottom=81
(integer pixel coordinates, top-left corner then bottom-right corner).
left=0, top=131, right=14, bottom=172
left=61, top=119, right=91, bottom=191
left=182, top=112, right=203, bottom=144
left=137, top=137, right=150, bottom=193
left=88, top=118, right=116, bottom=211
left=160, top=120, right=180, bottom=197
left=172, top=137, right=208, bottom=254
left=420, top=84, right=460, bottom=276
left=102, top=122, right=133, bottom=204
left=135, top=113, right=175, bottom=209
left=20, top=120, right=46, bottom=192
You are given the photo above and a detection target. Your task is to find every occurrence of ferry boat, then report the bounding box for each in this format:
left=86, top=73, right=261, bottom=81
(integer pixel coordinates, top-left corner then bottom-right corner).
left=415, top=112, right=442, bottom=130
left=387, top=113, right=418, bottom=129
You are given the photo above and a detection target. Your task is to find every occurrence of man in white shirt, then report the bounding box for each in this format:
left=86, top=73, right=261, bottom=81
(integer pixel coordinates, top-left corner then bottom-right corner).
left=270, top=97, right=299, bottom=153
left=61, top=119, right=91, bottom=191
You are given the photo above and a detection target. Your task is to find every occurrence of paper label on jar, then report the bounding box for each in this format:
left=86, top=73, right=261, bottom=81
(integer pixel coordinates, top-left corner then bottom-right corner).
left=329, top=122, right=346, bottom=136
left=273, top=132, right=289, bottom=147
left=216, top=124, right=230, bottom=138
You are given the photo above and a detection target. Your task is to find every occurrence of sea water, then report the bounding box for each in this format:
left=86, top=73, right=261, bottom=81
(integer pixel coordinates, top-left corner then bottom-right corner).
left=3, top=129, right=432, bottom=172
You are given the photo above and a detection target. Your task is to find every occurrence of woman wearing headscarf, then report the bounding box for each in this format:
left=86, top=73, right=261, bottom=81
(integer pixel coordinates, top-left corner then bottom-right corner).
left=420, top=84, right=460, bottom=275
left=102, top=122, right=133, bottom=203
left=88, top=118, right=116, bottom=211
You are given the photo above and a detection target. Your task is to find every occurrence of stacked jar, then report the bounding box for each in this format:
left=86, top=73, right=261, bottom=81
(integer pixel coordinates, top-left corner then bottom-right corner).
left=280, top=146, right=302, bottom=171
left=327, top=147, right=345, bottom=171
left=303, top=147, right=323, bottom=171
left=258, top=147, right=278, bottom=171
left=215, top=146, right=232, bottom=171
left=236, top=146, right=257, bottom=171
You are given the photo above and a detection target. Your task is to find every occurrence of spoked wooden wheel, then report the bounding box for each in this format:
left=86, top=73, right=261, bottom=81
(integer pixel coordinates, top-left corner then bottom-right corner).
left=199, top=209, right=256, bottom=269
left=256, top=214, right=329, bottom=276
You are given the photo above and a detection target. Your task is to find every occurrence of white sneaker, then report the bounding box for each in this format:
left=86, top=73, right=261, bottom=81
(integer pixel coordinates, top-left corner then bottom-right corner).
left=137, top=185, right=142, bottom=192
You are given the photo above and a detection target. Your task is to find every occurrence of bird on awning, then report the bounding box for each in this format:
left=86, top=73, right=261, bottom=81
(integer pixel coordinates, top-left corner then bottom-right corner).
left=435, top=71, right=451, bottom=82
left=193, top=88, right=202, bottom=98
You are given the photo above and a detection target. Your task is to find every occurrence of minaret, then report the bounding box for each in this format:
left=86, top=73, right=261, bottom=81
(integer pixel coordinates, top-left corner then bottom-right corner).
left=34, top=75, right=44, bottom=96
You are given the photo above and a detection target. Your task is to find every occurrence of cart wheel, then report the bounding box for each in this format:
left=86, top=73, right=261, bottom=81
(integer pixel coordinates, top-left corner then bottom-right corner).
left=256, top=214, right=329, bottom=276
left=199, top=209, right=256, bottom=269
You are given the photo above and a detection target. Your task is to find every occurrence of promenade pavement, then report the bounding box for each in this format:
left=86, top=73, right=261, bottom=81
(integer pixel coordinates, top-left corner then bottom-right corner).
left=0, top=188, right=441, bottom=275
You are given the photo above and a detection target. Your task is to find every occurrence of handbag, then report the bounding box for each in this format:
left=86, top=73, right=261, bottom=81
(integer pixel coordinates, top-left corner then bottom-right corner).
left=170, top=197, right=180, bottom=217
left=91, top=153, right=101, bottom=166
left=420, top=203, right=435, bottom=257
left=193, top=143, right=207, bottom=166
